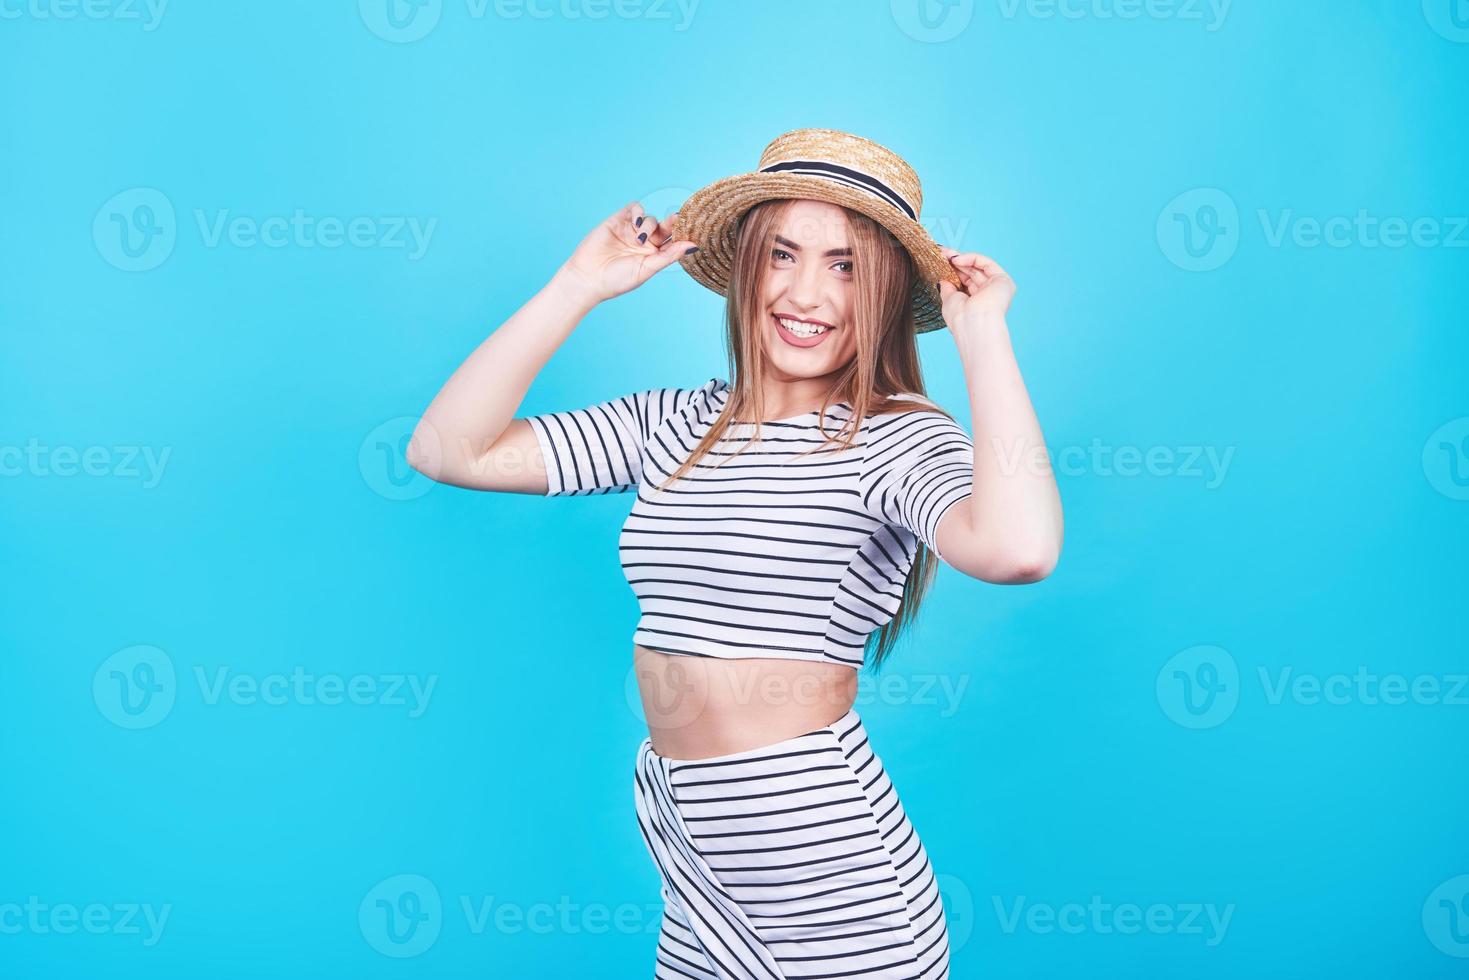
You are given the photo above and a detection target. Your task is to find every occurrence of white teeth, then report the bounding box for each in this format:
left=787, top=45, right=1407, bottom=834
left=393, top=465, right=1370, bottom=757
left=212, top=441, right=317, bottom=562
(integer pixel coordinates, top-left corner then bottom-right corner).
left=777, top=316, right=828, bottom=337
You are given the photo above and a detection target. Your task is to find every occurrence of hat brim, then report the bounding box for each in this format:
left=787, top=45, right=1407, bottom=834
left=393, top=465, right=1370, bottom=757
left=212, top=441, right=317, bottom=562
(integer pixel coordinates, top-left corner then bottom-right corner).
left=667, top=172, right=960, bottom=334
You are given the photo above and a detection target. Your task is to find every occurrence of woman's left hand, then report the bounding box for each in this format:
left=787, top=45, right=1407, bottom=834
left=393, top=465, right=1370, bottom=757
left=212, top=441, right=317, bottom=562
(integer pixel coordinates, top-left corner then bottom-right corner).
left=937, top=247, right=1016, bottom=328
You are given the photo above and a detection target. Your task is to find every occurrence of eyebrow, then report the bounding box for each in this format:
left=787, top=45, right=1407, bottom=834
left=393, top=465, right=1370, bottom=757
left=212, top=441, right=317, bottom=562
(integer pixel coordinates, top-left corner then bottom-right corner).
left=773, top=235, right=853, bottom=258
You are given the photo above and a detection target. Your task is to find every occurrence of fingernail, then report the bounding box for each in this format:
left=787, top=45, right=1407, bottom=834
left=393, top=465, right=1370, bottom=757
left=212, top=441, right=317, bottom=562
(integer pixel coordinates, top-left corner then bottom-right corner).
left=635, top=216, right=644, bottom=228
left=637, top=232, right=648, bottom=244
left=685, top=246, right=699, bottom=255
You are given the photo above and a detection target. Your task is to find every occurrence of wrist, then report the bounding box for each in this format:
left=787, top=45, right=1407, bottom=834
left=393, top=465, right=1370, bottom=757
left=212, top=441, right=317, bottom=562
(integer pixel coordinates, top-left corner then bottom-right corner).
left=549, top=264, right=605, bottom=316
left=949, top=311, right=1011, bottom=355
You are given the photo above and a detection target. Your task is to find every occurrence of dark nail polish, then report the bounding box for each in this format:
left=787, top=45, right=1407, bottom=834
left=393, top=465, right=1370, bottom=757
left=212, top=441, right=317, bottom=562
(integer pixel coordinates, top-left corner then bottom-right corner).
left=685, top=246, right=699, bottom=254
left=637, top=232, right=648, bottom=244
left=635, top=216, right=643, bottom=228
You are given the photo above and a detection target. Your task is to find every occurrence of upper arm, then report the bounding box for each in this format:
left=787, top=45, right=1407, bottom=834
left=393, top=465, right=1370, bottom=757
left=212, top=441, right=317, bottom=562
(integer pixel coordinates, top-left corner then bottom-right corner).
left=522, top=386, right=694, bottom=496
left=859, top=409, right=975, bottom=564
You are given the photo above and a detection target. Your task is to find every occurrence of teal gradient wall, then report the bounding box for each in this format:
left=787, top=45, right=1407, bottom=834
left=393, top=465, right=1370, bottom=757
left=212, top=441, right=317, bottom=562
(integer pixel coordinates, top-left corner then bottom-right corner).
left=2, top=1, right=1466, bottom=976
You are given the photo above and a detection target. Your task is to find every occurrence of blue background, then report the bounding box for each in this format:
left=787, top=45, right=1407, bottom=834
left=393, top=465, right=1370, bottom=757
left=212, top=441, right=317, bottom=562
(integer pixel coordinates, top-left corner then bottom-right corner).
left=3, top=1, right=1467, bottom=976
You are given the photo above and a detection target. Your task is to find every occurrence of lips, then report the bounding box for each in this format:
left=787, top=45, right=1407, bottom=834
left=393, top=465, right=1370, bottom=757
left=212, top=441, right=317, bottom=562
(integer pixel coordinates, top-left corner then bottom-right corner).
left=772, top=313, right=836, bottom=349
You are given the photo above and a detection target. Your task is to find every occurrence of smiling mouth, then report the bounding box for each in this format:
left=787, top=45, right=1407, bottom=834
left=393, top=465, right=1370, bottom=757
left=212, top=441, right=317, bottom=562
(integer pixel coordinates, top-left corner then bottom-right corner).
left=772, top=313, right=836, bottom=339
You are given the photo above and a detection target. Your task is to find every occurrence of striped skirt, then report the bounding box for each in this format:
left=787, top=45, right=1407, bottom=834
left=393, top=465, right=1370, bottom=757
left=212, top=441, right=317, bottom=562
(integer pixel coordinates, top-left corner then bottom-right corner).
left=632, top=706, right=951, bottom=980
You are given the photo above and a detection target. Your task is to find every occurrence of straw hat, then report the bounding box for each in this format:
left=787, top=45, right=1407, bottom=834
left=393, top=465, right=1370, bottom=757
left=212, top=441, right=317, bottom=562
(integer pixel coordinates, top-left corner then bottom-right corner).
left=669, top=128, right=962, bottom=334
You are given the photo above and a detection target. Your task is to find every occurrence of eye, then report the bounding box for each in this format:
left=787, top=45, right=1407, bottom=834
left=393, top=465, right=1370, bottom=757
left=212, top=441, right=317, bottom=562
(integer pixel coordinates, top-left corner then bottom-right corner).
left=772, top=247, right=794, bottom=262
left=834, top=260, right=854, bottom=274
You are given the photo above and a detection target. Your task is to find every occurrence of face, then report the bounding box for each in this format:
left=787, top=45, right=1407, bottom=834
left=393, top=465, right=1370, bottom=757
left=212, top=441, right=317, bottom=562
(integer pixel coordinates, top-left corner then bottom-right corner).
left=758, top=199, right=860, bottom=380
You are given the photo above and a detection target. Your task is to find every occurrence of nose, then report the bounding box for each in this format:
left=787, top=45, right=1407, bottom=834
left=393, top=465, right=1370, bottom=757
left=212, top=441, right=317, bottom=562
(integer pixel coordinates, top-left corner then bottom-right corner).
left=786, top=260, right=826, bottom=312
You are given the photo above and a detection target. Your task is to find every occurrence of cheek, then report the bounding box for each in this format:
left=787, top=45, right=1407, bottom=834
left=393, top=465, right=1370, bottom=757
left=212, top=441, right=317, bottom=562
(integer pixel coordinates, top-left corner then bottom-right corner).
left=761, top=270, right=791, bottom=302
left=833, top=295, right=853, bottom=331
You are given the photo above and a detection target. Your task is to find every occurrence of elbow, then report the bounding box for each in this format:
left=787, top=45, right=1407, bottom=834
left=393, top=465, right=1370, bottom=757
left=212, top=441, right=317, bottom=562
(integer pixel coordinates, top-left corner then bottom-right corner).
left=404, top=423, right=440, bottom=480
left=999, top=543, right=1060, bottom=584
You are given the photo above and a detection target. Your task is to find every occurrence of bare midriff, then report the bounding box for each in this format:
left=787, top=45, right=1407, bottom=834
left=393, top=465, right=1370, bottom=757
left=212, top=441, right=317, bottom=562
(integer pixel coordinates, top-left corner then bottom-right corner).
left=633, top=643, right=859, bottom=761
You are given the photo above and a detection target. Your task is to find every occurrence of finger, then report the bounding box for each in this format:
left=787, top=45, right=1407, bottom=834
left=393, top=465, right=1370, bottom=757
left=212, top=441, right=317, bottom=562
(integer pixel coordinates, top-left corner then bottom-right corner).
left=648, top=210, right=682, bottom=248
left=637, top=210, right=676, bottom=249
left=964, top=252, right=1012, bottom=280
left=642, top=236, right=698, bottom=275
left=948, top=260, right=988, bottom=292
left=609, top=200, right=646, bottom=249
left=946, top=253, right=988, bottom=287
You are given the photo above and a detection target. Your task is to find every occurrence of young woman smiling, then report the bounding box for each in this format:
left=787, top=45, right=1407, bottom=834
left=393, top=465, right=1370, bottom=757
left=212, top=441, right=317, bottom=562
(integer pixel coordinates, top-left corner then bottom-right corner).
left=408, top=129, right=1062, bottom=980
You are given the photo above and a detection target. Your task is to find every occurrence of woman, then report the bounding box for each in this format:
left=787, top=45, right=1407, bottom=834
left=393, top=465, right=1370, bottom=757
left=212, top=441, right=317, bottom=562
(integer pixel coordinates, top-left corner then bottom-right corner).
left=408, top=129, right=1063, bottom=979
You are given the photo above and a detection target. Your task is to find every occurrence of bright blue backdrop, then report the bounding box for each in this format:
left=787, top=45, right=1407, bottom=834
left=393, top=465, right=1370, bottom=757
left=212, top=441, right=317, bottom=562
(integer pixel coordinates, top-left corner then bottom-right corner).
left=3, top=1, right=1467, bottom=977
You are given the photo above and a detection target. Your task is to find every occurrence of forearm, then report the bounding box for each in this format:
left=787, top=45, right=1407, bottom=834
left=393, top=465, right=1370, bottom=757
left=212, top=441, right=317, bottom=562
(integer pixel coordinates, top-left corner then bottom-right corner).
left=952, top=314, right=1064, bottom=578
left=407, top=266, right=600, bottom=480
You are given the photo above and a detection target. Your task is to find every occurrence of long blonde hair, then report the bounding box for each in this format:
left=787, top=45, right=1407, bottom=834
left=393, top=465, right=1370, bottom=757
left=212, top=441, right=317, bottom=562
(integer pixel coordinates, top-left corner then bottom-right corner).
left=652, top=198, right=958, bottom=672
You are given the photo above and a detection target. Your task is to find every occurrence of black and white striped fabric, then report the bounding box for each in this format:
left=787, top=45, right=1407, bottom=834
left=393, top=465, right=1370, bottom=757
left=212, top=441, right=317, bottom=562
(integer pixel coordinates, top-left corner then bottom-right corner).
left=526, top=377, right=973, bottom=669
left=633, top=706, right=951, bottom=979
left=757, top=159, right=918, bottom=219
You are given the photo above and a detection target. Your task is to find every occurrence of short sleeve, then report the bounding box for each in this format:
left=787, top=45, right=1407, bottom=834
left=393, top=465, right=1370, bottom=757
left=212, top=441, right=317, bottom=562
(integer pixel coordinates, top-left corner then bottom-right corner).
left=524, top=386, right=696, bottom=496
left=860, top=408, right=974, bottom=562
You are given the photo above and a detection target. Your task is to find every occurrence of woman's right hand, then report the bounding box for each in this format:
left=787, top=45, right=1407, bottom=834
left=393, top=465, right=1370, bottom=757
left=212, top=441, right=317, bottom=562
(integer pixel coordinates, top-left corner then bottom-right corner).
left=555, top=201, right=697, bottom=308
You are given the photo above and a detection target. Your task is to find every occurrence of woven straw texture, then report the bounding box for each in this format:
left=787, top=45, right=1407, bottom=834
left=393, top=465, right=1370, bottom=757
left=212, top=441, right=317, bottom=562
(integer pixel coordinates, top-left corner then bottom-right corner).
left=668, top=128, right=962, bottom=334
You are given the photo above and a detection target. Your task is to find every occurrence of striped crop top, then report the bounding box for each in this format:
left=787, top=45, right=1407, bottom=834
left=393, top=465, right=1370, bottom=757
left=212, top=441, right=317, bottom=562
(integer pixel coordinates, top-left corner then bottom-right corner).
left=525, top=377, right=974, bottom=669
